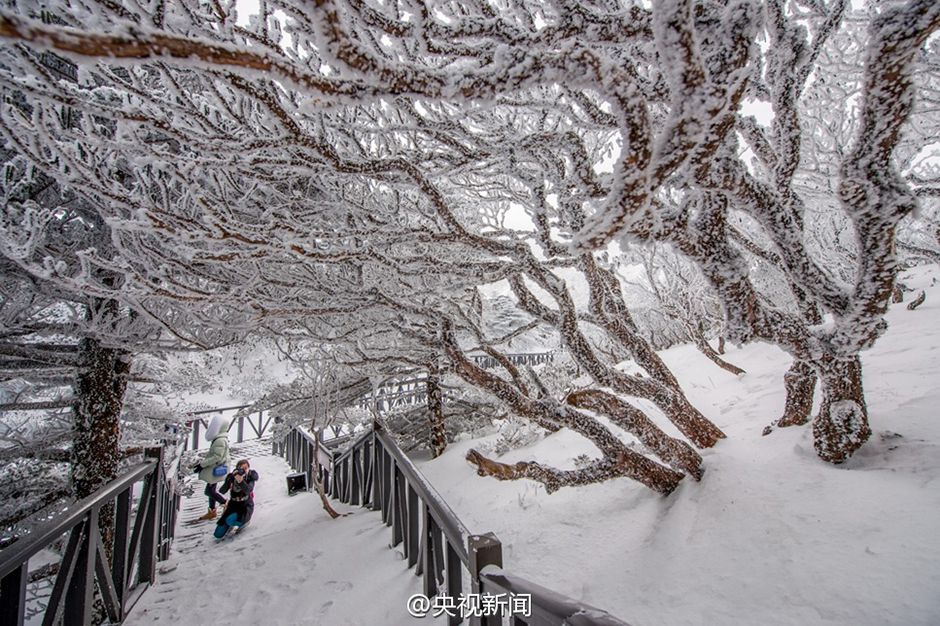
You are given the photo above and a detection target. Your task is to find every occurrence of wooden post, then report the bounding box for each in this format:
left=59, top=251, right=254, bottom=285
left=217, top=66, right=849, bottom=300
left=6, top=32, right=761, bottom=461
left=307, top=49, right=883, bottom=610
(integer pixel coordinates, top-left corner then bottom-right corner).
left=112, top=488, right=131, bottom=614
left=138, top=452, right=162, bottom=585
left=0, top=562, right=27, bottom=626
left=340, top=456, right=348, bottom=501
left=422, top=506, right=438, bottom=598
left=432, top=524, right=445, bottom=587
left=446, top=542, right=462, bottom=626
left=331, top=454, right=341, bottom=499
left=391, top=465, right=404, bottom=547
left=381, top=449, right=392, bottom=525
left=303, top=440, right=311, bottom=489
left=370, top=434, right=381, bottom=511
left=63, top=514, right=95, bottom=626
left=350, top=447, right=361, bottom=506
left=159, top=482, right=173, bottom=560
left=292, top=431, right=299, bottom=470
left=237, top=415, right=244, bottom=443
left=162, top=489, right=179, bottom=560
left=407, top=484, right=419, bottom=568
left=363, top=440, right=372, bottom=505
left=468, top=533, right=503, bottom=626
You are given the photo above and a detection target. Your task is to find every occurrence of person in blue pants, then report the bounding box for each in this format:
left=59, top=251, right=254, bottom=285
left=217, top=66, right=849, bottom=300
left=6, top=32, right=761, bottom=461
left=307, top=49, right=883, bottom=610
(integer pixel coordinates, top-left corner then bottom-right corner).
left=214, top=459, right=258, bottom=539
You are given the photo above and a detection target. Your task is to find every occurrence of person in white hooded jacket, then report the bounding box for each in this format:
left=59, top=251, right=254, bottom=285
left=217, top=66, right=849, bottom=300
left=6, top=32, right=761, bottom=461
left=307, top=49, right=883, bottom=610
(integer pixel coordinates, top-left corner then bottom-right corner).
left=191, top=414, right=231, bottom=520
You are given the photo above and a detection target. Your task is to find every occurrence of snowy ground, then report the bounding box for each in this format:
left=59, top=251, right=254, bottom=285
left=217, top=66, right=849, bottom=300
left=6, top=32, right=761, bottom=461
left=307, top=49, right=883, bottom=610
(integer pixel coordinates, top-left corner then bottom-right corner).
left=124, top=440, right=438, bottom=626
left=416, top=265, right=940, bottom=626
left=127, top=267, right=939, bottom=626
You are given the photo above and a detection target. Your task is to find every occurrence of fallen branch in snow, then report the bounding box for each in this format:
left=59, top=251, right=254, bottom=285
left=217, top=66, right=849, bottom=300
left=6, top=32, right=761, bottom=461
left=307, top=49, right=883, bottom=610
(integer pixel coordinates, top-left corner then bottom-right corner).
left=465, top=446, right=683, bottom=495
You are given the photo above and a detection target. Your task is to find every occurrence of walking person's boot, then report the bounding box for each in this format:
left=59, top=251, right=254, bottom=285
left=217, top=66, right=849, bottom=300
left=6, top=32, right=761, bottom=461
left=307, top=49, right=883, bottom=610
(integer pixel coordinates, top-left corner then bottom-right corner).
left=197, top=507, right=217, bottom=521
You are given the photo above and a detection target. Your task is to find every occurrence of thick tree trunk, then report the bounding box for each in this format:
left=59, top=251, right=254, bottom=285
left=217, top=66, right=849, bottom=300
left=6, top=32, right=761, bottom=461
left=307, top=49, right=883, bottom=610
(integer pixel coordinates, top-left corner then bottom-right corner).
left=71, top=336, right=131, bottom=500
left=566, top=389, right=703, bottom=479
left=69, top=298, right=131, bottom=625
left=779, top=360, right=816, bottom=427
left=425, top=360, right=447, bottom=458
left=812, top=356, right=871, bottom=464
left=576, top=334, right=726, bottom=449
left=692, top=329, right=745, bottom=376
left=71, top=331, right=130, bottom=608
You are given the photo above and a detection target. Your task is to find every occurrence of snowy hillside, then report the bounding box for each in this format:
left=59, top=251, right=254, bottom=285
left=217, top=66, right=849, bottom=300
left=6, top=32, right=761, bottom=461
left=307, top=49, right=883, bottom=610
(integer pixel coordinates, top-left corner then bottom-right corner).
left=417, top=267, right=940, bottom=626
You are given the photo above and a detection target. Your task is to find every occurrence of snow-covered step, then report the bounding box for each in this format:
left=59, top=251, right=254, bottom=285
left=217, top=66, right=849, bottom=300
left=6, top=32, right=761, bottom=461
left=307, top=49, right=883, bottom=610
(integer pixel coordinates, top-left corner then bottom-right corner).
left=126, top=451, right=440, bottom=624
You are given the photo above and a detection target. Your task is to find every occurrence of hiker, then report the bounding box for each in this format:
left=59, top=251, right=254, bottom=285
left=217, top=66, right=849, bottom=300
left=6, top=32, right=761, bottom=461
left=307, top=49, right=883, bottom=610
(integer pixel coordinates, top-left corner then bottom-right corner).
left=214, top=459, right=259, bottom=539
left=191, top=414, right=231, bottom=520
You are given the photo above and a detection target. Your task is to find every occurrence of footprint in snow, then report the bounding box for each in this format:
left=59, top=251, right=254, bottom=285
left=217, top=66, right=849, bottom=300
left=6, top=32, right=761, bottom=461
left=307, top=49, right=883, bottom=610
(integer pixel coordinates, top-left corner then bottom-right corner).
left=325, top=580, right=353, bottom=592
left=295, top=550, right=321, bottom=560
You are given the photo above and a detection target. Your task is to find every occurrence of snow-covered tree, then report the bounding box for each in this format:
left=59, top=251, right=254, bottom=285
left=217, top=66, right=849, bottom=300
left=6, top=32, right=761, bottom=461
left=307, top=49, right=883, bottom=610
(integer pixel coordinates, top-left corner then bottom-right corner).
left=0, top=172, right=146, bottom=516
left=623, top=245, right=745, bottom=375
left=0, top=156, right=238, bottom=526
left=0, top=0, right=936, bottom=488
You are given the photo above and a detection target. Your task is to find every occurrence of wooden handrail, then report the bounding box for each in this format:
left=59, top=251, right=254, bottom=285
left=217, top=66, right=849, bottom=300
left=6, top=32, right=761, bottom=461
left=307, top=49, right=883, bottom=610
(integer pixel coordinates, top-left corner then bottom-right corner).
left=480, top=566, right=630, bottom=625
left=0, top=460, right=155, bottom=580
left=277, top=420, right=628, bottom=625
left=373, top=428, right=470, bottom=565
left=0, top=446, right=180, bottom=625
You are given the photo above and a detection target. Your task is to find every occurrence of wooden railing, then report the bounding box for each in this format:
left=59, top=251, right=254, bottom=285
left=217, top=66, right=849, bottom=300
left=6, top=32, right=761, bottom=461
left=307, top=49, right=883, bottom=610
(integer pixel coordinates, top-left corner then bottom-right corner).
left=277, top=427, right=344, bottom=491
left=280, top=424, right=628, bottom=626
left=182, top=405, right=275, bottom=451
left=355, top=351, right=555, bottom=414
left=469, top=351, right=555, bottom=370
left=0, top=447, right=179, bottom=626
